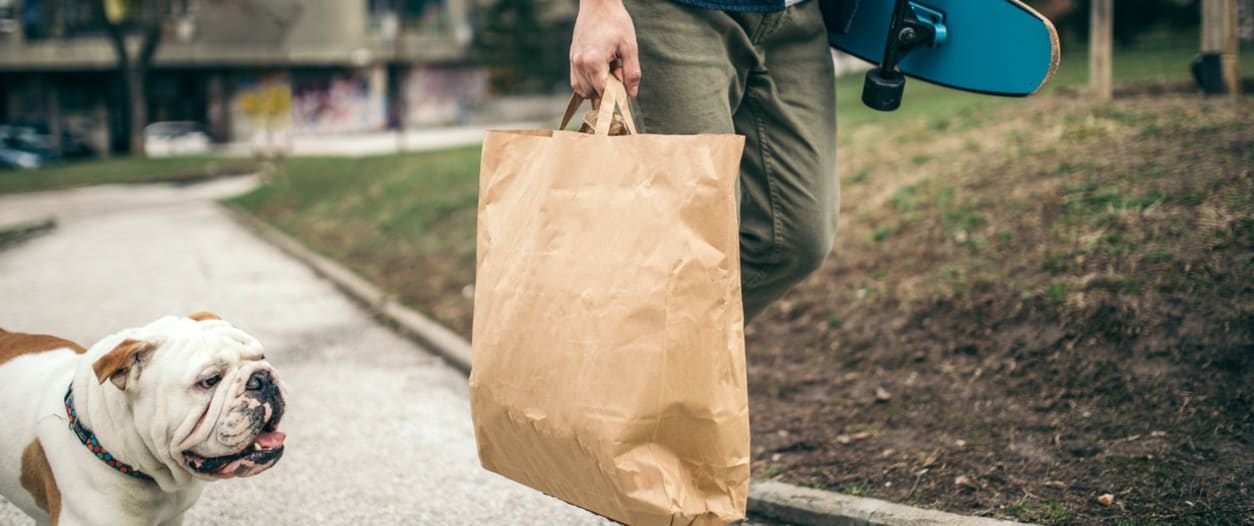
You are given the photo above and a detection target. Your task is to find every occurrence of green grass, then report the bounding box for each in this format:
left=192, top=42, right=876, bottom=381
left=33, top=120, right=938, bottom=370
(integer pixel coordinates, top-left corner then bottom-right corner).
left=1040, top=501, right=1070, bottom=522
left=759, top=465, right=784, bottom=479
left=843, top=483, right=870, bottom=497
left=1005, top=499, right=1071, bottom=522
left=870, top=223, right=899, bottom=243
left=229, top=147, right=482, bottom=257
left=227, top=146, right=484, bottom=333
left=1006, top=501, right=1030, bottom=517
left=0, top=156, right=260, bottom=194
left=844, top=167, right=872, bottom=185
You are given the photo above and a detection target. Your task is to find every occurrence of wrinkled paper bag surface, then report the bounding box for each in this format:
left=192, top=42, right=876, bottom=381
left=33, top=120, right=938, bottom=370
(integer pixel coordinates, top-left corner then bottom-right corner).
left=470, top=78, right=750, bottom=526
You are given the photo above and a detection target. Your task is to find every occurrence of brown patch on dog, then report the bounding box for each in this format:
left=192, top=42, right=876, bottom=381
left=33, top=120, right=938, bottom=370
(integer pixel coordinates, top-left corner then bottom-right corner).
left=188, top=312, right=222, bottom=322
left=0, top=329, right=85, bottom=367
left=92, top=339, right=155, bottom=390
left=20, top=439, right=61, bottom=524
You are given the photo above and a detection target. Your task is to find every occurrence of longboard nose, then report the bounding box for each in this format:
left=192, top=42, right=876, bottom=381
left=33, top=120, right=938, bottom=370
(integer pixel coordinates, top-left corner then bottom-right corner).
left=827, top=0, right=1061, bottom=97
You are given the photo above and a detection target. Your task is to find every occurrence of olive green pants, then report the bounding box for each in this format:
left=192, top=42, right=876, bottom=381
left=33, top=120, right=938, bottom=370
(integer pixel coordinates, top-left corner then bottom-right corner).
left=626, top=0, right=840, bottom=322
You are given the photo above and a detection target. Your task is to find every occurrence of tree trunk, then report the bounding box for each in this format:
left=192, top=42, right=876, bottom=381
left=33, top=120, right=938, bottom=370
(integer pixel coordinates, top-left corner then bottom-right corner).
left=104, top=17, right=162, bottom=158
left=126, top=65, right=147, bottom=156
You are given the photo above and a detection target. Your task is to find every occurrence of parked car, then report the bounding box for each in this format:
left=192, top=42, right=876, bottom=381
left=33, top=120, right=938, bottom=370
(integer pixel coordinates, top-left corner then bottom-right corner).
left=0, top=122, right=94, bottom=160
left=0, top=125, right=61, bottom=170
left=144, top=121, right=211, bottom=157
left=0, top=147, right=46, bottom=170
left=25, top=121, right=97, bottom=159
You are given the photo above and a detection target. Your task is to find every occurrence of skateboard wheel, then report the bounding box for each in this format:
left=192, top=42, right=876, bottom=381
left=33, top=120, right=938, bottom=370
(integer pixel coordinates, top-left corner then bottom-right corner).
left=863, top=70, right=906, bottom=112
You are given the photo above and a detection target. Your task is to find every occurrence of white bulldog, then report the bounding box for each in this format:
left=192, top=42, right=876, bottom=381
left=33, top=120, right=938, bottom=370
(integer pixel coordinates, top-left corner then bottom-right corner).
left=0, top=313, right=287, bottom=525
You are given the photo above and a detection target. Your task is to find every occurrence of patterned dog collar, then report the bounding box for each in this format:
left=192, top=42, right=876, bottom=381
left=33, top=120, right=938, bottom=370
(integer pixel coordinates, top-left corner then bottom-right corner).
left=64, top=385, right=155, bottom=482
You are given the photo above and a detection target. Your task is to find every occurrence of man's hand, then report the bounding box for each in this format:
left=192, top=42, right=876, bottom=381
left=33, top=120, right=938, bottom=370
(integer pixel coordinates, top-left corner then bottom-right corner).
left=570, top=0, right=641, bottom=98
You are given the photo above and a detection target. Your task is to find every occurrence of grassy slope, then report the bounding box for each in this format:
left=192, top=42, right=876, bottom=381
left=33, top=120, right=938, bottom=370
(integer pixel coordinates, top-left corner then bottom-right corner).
left=228, top=148, right=484, bottom=331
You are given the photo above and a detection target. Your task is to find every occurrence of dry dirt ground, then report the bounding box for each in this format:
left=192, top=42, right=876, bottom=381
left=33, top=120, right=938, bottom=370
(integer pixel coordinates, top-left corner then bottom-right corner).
left=744, top=93, right=1252, bottom=525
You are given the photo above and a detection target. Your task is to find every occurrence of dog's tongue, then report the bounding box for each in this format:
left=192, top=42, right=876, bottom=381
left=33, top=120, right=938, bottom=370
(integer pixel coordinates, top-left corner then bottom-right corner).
left=256, top=431, right=286, bottom=449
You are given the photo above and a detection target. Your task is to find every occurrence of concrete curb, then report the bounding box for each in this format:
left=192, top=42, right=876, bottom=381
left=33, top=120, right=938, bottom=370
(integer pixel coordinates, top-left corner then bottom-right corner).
left=219, top=204, right=471, bottom=374
left=749, top=481, right=1033, bottom=526
left=221, top=203, right=1033, bottom=526
left=0, top=217, right=57, bottom=251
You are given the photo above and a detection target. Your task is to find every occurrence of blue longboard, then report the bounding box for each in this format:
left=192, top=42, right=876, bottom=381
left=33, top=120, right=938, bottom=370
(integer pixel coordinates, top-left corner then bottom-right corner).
left=822, top=0, right=1060, bottom=110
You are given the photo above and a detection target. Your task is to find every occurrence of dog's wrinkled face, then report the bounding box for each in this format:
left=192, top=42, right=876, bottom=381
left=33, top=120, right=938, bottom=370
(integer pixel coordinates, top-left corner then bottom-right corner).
left=93, top=313, right=286, bottom=480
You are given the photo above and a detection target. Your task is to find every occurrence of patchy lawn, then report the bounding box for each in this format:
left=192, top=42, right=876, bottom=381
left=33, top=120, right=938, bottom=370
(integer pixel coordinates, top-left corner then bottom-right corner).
left=0, top=156, right=260, bottom=194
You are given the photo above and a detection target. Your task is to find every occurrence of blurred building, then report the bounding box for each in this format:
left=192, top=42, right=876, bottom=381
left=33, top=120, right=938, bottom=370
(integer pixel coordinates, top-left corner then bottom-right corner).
left=1242, top=0, right=1254, bottom=41
left=0, top=0, right=486, bottom=154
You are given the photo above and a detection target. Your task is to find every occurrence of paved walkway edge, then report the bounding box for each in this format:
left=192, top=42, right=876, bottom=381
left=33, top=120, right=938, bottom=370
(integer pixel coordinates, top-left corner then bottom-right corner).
left=0, top=217, right=57, bottom=250
left=220, top=202, right=1034, bottom=526
left=220, top=204, right=472, bottom=374
left=749, top=481, right=1033, bottom=526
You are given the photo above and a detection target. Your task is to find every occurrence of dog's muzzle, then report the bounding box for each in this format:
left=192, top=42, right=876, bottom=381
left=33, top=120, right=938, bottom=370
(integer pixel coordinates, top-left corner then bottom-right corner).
left=183, top=369, right=286, bottom=478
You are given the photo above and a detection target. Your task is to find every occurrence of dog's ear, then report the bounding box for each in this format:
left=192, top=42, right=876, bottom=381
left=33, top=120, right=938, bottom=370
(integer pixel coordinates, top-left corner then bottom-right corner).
left=93, top=339, right=156, bottom=391
left=188, top=312, right=221, bottom=322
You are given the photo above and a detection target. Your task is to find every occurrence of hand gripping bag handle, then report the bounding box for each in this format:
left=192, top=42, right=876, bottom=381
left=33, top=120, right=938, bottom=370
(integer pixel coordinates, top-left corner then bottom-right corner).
left=558, top=75, right=638, bottom=136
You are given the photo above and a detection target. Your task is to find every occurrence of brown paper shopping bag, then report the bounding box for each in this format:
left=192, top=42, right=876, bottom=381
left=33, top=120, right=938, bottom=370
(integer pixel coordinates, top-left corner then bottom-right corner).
left=469, top=76, right=749, bottom=526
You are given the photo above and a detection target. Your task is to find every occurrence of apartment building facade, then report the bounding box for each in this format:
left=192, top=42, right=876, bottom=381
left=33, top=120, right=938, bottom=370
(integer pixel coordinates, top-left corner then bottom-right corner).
left=0, top=0, right=485, bottom=154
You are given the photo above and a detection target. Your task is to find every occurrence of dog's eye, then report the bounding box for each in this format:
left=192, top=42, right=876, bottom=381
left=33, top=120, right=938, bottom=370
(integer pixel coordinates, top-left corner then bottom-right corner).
left=198, top=375, right=222, bottom=389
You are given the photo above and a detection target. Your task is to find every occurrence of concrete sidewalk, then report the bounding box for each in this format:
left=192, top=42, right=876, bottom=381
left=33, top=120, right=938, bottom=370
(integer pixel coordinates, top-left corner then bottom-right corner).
left=0, top=180, right=610, bottom=525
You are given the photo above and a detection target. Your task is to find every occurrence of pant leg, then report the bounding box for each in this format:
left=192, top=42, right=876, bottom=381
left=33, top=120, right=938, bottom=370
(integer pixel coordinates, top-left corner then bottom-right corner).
left=625, top=0, right=751, bottom=136
left=734, top=2, right=839, bottom=321
left=628, top=0, right=838, bottom=323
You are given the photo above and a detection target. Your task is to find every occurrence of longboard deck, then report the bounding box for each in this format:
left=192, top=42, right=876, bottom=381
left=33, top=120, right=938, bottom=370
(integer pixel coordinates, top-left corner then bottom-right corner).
left=827, top=0, right=1061, bottom=96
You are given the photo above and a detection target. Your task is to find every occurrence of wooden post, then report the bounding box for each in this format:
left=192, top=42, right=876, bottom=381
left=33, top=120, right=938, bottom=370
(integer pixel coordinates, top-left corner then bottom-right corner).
left=1089, top=0, right=1113, bottom=101
left=1202, top=0, right=1241, bottom=97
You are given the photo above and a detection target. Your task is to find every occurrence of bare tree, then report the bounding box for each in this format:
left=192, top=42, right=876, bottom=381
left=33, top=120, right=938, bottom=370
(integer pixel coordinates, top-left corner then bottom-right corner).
left=99, top=0, right=172, bottom=157
left=99, top=0, right=301, bottom=157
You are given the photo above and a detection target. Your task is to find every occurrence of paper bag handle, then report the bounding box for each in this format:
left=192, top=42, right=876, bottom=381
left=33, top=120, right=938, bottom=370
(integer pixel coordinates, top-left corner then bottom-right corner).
left=558, top=75, right=639, bottom=136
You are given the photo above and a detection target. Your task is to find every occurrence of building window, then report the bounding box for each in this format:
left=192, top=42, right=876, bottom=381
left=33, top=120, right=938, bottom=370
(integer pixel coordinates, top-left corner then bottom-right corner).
left=20, top=0, right=108, bottom=39
left=368, top=0, right=449, bottom=37
left=0, top=0, right=17, bottom=35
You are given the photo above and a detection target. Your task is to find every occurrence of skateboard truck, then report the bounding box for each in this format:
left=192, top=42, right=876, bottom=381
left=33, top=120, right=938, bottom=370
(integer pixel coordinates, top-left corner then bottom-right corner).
left=862, top=0, right=948, bottom=111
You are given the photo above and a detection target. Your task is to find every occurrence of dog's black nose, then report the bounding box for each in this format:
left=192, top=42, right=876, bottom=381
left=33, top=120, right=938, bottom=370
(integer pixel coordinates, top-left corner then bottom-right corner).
left=246, top=370, right=272, bottom=391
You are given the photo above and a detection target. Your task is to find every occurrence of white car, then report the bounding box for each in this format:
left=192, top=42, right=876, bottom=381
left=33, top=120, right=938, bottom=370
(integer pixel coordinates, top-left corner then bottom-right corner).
left=144, top=121, right=211, bottom=157
left=0, top=147, right=44, bottom=170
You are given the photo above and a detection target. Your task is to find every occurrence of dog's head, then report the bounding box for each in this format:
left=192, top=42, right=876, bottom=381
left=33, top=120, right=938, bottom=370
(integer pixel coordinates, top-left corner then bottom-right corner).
left=90, top=312, right=286, bottom=480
